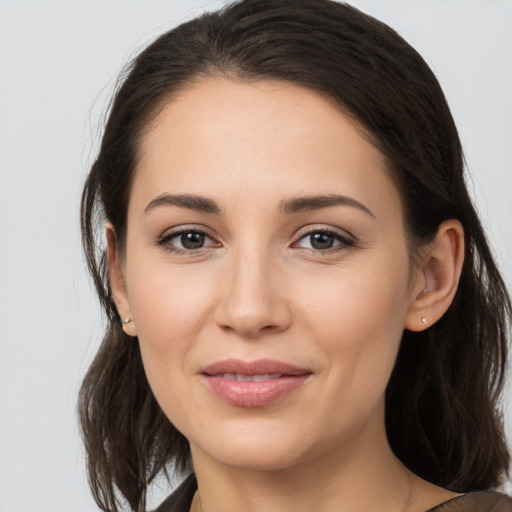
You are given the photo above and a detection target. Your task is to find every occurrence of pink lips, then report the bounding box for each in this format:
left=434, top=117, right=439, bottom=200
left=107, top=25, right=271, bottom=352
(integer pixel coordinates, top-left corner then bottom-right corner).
left=200, top=359, right=312, bottom=408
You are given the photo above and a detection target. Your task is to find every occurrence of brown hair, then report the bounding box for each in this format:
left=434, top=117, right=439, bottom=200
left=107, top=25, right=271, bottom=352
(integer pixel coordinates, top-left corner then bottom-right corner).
left=79, top=1, right=511, bottom=510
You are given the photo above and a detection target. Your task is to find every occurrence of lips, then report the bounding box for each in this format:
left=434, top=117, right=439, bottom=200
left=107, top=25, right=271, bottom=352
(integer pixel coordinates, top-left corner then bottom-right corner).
left=200, top=359, right=312, bottom=408
left=216, top=373, right=283, bottom=381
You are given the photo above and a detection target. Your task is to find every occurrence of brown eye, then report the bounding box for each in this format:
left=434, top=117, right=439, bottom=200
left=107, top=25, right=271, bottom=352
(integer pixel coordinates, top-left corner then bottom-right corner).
left=180, top=232, right=205, bottom=249
left=294, top=229, right=354, bottom=252
left=158, top=229, right=219, bottom=253
left=310, top=232, right=335, bottom=250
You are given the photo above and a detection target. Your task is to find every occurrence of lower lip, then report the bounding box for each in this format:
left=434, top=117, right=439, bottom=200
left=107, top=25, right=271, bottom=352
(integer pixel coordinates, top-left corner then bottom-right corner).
left=202, top=374, right=311, bottom=408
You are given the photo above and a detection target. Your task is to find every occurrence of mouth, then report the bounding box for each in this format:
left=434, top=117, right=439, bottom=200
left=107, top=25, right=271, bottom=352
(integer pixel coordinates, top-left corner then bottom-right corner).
left=212, top=373, right=285, bottom=381
left=200, top=359, right=312, bottom=408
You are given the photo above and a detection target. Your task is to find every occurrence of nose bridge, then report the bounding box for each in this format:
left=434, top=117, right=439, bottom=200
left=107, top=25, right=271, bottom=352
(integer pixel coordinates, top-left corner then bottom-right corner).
left=215, top=240, right=290, bottom=337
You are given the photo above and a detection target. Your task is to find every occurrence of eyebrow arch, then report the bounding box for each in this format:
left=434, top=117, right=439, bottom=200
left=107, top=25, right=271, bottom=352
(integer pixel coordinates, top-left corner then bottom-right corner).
left=144, top=193, right=222, bottom=215
left=280, top=194, right=375, bottom=217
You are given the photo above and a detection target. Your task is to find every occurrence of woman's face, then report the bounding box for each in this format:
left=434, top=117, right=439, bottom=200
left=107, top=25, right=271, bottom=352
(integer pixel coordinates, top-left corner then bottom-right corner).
left=116, top=78, right=423, bottom=471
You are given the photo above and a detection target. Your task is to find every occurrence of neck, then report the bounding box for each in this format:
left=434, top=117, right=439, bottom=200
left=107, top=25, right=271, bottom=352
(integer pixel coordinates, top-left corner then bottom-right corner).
left=190, top=410, right=421, bottom=512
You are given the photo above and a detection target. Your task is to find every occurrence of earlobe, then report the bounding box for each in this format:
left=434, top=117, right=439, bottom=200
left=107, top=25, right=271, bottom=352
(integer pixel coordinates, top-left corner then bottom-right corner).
left=106, top=224, right=137, bottom=337
left=405, top=219, right=464, bottom=332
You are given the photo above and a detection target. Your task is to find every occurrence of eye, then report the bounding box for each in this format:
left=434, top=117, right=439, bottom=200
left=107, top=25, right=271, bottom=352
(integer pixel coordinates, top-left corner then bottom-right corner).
left=158, top=229, right=219, bottom=252
left=294, top=229, right=354, bottom=252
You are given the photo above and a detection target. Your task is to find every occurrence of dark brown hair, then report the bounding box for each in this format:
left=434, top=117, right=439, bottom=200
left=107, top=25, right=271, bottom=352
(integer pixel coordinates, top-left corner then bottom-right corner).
left=79, top=1, right=511, bottom=510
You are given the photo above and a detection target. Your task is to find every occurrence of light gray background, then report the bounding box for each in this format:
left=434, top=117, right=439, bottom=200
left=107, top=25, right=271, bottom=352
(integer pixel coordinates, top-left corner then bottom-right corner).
left=1, top=1, right=511, bottom=510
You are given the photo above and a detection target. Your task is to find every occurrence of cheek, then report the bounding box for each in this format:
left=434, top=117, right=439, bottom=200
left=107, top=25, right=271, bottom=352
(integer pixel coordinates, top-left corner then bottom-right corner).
left=299, top=259, right=410, bottom=398
left=125, top=261, right=217, bottom=394
left=301, top=255, right=410, bottom=337
left=128, top=262, right=214, bottom=342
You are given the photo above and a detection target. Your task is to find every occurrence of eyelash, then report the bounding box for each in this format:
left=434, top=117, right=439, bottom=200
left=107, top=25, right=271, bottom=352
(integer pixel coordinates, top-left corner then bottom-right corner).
left=292, top=228, right=355, bottom=255
left=156, top=228, right=220, bottom=256
left=156, top=227, right=355, bottom=256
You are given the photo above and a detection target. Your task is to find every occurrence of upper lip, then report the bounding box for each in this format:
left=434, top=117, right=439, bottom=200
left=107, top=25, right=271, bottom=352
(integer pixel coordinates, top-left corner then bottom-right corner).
left=201, top=359, right=312, bottom=376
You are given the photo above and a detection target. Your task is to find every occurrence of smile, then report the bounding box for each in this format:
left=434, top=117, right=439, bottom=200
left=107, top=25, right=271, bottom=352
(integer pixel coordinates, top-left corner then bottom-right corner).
left=215, top=373, right=283, bottom=381
left=200, top=359, right=312, bottom=408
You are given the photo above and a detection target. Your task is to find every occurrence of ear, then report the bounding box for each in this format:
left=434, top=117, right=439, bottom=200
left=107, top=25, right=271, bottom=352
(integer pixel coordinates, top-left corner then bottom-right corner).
left=405, top=219, right=464, bottom=332
left=106, top=224, right=137, bottom=337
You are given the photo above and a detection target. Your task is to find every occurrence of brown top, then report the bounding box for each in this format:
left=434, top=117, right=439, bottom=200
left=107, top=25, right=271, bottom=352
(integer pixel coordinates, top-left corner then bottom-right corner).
left=426, top=491, right=512, bottom=511
left=153, top=474, right=512, bottom=512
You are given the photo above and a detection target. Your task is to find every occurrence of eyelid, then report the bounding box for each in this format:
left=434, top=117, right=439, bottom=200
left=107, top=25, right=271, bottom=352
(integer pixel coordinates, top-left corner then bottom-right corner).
left=291, top=225, right=356, bottom=252
left=293, top=224, right=355, bottom=242
left=157, top=225, right=222, bottom=252
left=158, top=224, right=218, bottom=240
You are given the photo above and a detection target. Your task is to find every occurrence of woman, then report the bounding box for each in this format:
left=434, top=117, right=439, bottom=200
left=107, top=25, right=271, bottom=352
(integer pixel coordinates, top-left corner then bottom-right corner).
left=79, top=1, right=512, bottom=511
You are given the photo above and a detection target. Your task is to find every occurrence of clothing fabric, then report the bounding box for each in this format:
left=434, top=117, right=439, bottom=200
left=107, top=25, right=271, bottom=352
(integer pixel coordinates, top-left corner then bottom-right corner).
left=426, top=492, right=512, bottom=511
left=153, top=474, right=512, bottom=512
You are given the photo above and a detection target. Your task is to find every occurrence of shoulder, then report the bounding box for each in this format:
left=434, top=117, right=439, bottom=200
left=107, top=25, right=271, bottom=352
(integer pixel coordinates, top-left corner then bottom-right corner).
left=152, top=473, right=197, bottom=512
left=428, top=491, right=512, bottom=512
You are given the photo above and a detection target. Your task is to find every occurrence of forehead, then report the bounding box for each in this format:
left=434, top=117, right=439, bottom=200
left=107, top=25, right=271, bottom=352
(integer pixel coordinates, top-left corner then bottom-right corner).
left=132, top=77, right=402, bottom=219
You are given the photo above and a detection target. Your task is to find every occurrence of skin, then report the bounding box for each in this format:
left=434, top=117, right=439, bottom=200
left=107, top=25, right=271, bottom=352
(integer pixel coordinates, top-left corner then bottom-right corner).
left=108, top=78, right=464, bottom=512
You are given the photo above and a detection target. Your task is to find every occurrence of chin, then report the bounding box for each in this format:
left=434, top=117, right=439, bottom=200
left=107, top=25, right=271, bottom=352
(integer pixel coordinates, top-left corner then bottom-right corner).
left=189, top=419, right=316, bottom=471
left=211, top=442, right=307, bottom=471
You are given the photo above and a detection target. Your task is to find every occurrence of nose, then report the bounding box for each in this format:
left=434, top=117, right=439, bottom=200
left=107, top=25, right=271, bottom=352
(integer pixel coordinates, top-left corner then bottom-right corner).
left=214, top=249, right=292, bottom=338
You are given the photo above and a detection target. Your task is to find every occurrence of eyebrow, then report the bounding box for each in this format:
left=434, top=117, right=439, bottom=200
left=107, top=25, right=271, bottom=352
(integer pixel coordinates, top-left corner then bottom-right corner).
left=144, top=193, right=222, bottom=215
left=143, top=192, right=374, bottom=218
left=280, top=194, right=375, bottom=217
